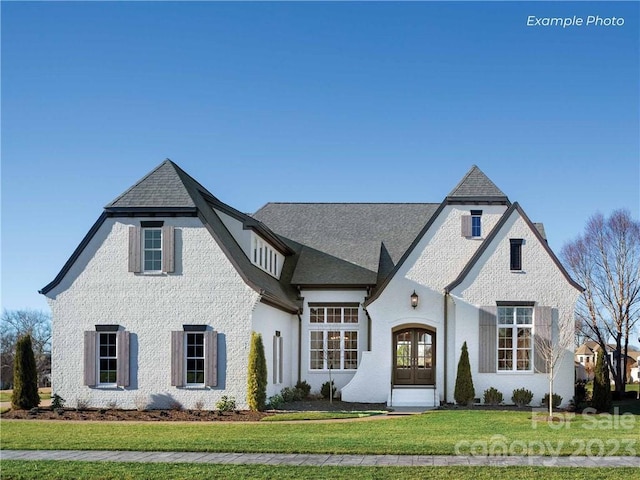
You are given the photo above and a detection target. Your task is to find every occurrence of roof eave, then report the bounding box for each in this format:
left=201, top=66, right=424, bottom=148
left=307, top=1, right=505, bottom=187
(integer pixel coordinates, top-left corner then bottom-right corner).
left=445, top=196, right=511, bottom=205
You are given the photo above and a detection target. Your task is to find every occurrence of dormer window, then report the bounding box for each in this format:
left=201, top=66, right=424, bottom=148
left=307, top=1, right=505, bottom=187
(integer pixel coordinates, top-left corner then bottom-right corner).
left=251, top=234, right=283, bottom=278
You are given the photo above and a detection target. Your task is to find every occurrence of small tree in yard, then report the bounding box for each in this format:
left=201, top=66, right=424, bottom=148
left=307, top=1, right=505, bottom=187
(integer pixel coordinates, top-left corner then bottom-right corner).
left=247, top=332, right=267, bottom=411
left=11, top=335, right=40, bottom=410
left=534, top=309, right=574, bottom=417
left=592, top=349, right=612, bottom=412
left=454, top=341, right=475, bottom=405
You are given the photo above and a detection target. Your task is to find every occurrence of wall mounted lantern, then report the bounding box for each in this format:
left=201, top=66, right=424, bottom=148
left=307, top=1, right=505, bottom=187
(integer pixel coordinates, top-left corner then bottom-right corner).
left=410, top=290, right=419, bottom=309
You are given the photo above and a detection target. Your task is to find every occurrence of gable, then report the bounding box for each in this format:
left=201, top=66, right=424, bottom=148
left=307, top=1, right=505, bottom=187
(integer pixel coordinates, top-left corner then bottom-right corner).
left=446, top=203, right=583, bottom=300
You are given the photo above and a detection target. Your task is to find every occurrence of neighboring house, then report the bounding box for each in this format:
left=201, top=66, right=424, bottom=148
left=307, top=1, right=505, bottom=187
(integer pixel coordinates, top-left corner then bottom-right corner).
left=574, top=341, right=639, bottom=383
left=41, top=161, right=582, bottom=409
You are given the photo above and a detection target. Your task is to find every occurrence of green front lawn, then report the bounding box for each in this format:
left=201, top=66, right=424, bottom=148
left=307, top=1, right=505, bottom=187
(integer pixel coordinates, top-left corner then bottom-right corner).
left=0, top=388, right=51, bottom=403
left=1, top=462, right=637, bottom=480
left=262, top=411, right=384, bottom=421
left=2, top=410, right=638, bottom=455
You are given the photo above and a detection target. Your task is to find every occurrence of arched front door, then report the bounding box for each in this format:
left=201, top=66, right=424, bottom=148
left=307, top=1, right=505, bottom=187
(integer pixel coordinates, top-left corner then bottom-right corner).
left=393, top=328, right=435, bottom=385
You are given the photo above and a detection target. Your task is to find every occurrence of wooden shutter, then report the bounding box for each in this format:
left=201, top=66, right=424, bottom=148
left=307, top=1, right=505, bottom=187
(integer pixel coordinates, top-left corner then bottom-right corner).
left=534, top=306, right=552, bottom=373
left=128, top=226, right=141, bottom=273
left=272, top=336, right=278, bottom=384
left=272, top=335, right=283, bottom=384
left=478, top=306, right=497, bottom=373
left=461, top=215, right=472, bottom=237
left=116, top=330, right=130, bottom=388
left=171, top=331, right=185, bottom=387
left=162, top=226, right=175, bottom=273
left=205, top=330, right=218, bottom=387
left=84, top=331, right=97, bottom=386
left=278, top=336, right=283, bottom=384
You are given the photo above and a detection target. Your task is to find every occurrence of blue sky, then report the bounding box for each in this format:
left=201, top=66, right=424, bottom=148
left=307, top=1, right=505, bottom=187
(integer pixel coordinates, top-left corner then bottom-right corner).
left=2, top=1, right=638, bottom=313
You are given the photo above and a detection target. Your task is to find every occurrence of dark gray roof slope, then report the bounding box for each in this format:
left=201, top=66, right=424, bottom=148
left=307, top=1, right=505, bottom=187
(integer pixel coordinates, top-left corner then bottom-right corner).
left=290, top=244, right=377, bottom=287
left=447, top=165, right=508, bottom=201
left=253, top=203, right=440, bottom=272
left=106, top=160, right=199, bottom=209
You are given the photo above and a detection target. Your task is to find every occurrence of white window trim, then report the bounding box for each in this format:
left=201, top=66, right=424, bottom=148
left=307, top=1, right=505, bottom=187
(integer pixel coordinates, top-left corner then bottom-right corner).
left=308, top=329, right=359, bottom=372
left=142, top=227, right=163, bottom=273
left=496, top=306, right=534, bottom=373
left=97, top=332, right=118, bottom=387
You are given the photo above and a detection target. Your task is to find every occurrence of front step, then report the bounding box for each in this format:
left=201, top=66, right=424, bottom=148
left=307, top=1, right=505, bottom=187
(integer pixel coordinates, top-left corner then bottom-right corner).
left=389, top=387, right=439, bottom=408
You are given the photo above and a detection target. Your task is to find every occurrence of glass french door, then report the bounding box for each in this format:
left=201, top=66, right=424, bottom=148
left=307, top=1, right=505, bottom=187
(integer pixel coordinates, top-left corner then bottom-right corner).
left=393, top=328, right=434, bottom=385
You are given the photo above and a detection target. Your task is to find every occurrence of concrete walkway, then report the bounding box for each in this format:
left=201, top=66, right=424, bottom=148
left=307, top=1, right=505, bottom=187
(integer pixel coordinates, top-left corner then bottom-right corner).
left=2, top=450, right=639, bottom=467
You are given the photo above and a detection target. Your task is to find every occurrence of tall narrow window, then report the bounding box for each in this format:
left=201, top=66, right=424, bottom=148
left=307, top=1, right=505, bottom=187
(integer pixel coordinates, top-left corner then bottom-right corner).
left=99, top=333, right=117, bottom=384
left=143, top=228, right=162, bottom=272
left=510, top=239, right=523, bottom=271
left=497, top=306, right=533, bottom=372
left=186, top=333, right=205, bottom=385
left=471, top=210, right=482, bottom=237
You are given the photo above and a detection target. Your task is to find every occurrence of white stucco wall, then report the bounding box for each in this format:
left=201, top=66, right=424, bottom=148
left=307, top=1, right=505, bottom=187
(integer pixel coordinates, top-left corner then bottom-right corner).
left=251, top=302, right=298, bottom=398
left=450, top=210, right=581, bottom=406
left=406, top=205, right=507, bottom=291
left=215, top=209, right=252, bottom=259
left=299, top=290, right=368, bottom=395
left=46, top=216, right=260, bottom=410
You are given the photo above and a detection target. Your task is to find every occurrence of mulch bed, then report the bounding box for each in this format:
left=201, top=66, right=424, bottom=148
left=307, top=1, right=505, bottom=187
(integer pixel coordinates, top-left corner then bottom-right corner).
left=1, top=400, right=388, bottom=421
left=1, top=407, right=269, bottom=422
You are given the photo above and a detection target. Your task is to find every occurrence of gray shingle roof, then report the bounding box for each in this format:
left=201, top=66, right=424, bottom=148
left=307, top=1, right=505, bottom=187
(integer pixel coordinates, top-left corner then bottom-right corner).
left=106, top=160, right=198, bottom=209
left=253, top=203, right=440, bottom=272
left=289, top=244, right=377, bottom=286
left=447, top=165, right=507, bottom=199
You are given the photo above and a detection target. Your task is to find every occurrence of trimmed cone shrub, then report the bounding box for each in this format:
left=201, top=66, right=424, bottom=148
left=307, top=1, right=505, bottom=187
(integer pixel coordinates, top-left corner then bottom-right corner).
left=11, top=335, right=40, bottom=410
left=454, top=341, right=475, bottom=405
left=592, top=349, right=612, bottom=412
left=247, top=332, right=267, bottom=411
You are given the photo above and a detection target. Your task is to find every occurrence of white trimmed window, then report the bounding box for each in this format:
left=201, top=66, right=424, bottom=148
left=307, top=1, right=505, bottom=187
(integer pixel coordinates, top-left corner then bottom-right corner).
left=83, top=326, right=130, bottom=388
left=310, top=330, right=358, bottom=370
left=497, top=306, right=533, bottom=371
left=171, top=328, right=218, bottom=388
left=98, top=333, right=117, bottom=384
left=186, top=333, right=205, bottom=385
left=143, top=228, right=162, bottom=272
left=309, top=305, right=359, bottom=371
left=251, top=234, right=283, bottom=278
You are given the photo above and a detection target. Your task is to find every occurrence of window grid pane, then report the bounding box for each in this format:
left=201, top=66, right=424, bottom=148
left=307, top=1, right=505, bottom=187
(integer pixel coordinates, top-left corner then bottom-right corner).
left=497, top=307, right=533, bottom=372
left=186, top=333, right=205, bottom=384
left=98, top=333, right=117, bottom=384
left=143, top=228, right=162, bottom=271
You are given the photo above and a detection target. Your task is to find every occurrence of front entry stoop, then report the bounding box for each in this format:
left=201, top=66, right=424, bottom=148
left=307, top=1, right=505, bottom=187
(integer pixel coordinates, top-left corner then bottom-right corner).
left=389, top=386, right=439, bottom=408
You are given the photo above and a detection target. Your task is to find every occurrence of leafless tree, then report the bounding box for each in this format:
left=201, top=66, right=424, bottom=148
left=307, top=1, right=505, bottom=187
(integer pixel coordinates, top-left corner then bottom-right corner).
left=534, top=311, right=575, bottom=417
left=562, top=209, right=640, bottom=398
left=1, top=309, right=51, bottom=388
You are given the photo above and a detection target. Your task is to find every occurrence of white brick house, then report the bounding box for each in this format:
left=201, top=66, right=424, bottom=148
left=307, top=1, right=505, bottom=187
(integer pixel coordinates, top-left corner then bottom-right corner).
left=41, top=161, right=582, bottom=409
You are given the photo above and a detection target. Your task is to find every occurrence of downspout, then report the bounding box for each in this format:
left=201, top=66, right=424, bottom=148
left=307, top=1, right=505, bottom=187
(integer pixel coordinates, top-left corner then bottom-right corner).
left=443, top=292, right=449, bottom=404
